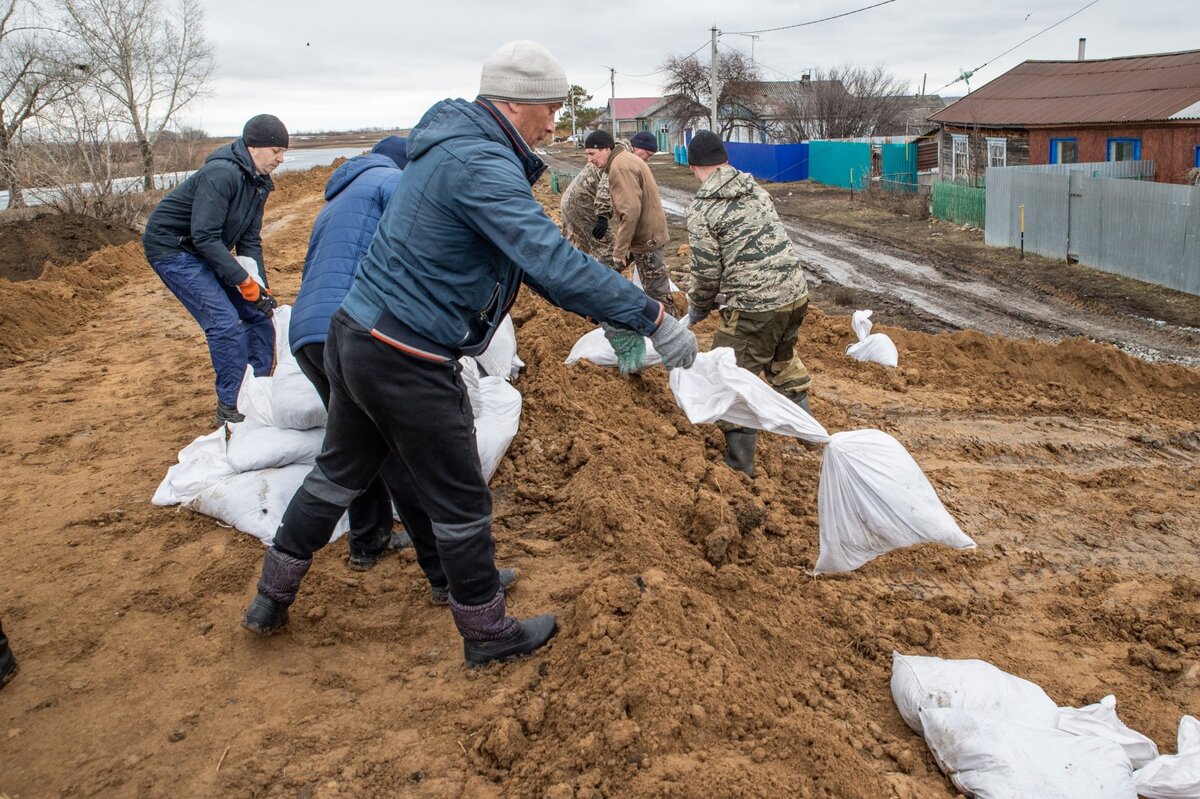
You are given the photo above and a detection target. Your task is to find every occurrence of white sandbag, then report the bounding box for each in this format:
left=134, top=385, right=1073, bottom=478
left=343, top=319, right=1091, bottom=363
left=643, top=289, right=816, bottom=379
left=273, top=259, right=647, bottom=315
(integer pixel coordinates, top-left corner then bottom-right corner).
left=225, top=419, right=325, bottom=472
left=473, top=315, right=524, bottom=381
left=891, top=651, right=1059, bottom=735
left=185, top=463, right=347, bottom=545
left=816, top=429, right=974, bottom=573
left=1134, top=716, right=1200, bottom=799
left=845, top=309, right=898, bottom=367
left=564, top=327, right=663, bottom=369
left=235, top=254, right=265, bottom=287
left=152, top=429, right=234, bottom=506
left=920, top=707, right=1137, bottom=799
left=668, top=348, right=829, bottom=442
left=631, top=264, right=681, bottom=294
left=1058, top=695, right=1159, bottom=769
left=460, top=359, right=522, bottom=481
left=237, top=305, right=327, bottom=430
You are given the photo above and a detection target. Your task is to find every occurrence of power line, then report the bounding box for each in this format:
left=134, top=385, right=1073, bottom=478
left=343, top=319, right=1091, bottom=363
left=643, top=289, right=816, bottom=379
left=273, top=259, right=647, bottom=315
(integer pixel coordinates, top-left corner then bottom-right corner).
left=931, top=0, right=1101, bottom=93
left=724, top=0, right=897, bottom=36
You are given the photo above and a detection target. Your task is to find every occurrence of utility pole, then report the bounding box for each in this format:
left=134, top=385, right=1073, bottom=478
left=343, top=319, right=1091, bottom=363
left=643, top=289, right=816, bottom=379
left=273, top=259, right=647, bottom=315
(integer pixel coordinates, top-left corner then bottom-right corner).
left=570, top=88, right=577, bottom=143
left=609, top=66, right=617, bottom=136
left=710, top=25, right=719, bottom=134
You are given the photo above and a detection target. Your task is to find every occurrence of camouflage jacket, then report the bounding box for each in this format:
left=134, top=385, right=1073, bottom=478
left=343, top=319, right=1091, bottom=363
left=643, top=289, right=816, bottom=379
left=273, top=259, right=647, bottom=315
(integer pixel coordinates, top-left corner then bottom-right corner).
left=559, top=162, right=613, bottom=245
left=686, top=165, right=808, bottom=314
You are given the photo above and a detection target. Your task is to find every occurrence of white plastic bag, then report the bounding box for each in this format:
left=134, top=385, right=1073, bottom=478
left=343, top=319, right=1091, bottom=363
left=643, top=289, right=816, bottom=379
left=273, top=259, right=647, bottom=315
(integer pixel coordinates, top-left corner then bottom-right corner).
left=1134, top=716, right=1200, bottom=799
left=891, top=651, right=1059, bottom=735
left=816, top=429, right=974, bottom=573
left=225, top=419, right=325, bottom=473
left=473, top=314, right=524, bottom=381
left=237, top=306, right=327, bottom=430
left=1058, top=695, right=1159, bottom=769
left=845, top=309, right=898, bottom=367
left=564, top=327, right=662, bottom=369
left=920, top=707, right=1137, bottom=799
left=235, top=254, right=265, bottom=288
left=668, top=348, right=829, bottom=442
left=186, top=463, right=348, bottom=545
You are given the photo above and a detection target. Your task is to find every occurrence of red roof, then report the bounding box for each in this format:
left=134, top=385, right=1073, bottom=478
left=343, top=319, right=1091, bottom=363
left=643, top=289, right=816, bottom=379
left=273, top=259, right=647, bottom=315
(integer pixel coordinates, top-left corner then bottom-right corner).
left=930, top=49, right=1200, bottom=127
left=608, top=97, right=662, bottom=120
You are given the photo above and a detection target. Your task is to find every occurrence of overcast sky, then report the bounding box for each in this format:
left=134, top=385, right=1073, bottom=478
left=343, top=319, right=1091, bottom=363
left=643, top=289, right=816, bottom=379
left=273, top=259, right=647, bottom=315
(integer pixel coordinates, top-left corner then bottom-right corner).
left=182, top=0, right=1195, bottom=137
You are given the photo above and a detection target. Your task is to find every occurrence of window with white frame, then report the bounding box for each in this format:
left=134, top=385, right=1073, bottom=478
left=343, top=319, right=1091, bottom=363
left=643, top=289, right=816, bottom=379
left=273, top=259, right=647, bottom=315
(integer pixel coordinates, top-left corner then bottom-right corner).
left=951, top=134, right=969, bottom=180
left=987, top=137, right=1007, bottom=168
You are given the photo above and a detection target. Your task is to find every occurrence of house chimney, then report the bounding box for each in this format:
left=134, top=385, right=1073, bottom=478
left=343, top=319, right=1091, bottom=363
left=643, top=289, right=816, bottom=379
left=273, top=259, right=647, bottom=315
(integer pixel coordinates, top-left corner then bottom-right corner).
left=801, top=73, right=811, bottom=83
left=1077, top=38, right=1086, bottom=60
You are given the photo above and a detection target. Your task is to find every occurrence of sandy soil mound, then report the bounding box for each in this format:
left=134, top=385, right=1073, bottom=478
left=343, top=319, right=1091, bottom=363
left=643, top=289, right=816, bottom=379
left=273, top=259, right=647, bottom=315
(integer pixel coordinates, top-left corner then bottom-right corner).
left=0, top=212, right=138, bottom=282
left=0, top=167, right=1197, bottom=799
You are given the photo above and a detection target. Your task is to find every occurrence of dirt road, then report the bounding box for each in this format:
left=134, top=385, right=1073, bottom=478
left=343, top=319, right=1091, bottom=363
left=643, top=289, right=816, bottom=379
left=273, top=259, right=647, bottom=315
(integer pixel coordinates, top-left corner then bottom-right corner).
left=1, top=164, right=1198, bottom=799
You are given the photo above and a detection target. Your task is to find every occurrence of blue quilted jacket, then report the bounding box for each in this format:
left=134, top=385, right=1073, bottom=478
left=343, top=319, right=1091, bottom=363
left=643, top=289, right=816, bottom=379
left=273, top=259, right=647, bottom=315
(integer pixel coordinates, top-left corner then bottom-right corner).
left=289, top=153, right=403, bottom=352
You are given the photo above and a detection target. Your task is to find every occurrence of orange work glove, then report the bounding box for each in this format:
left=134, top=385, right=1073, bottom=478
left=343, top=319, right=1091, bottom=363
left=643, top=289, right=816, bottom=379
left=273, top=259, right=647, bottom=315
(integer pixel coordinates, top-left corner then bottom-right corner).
left=238, top=277, right=277, bottom=317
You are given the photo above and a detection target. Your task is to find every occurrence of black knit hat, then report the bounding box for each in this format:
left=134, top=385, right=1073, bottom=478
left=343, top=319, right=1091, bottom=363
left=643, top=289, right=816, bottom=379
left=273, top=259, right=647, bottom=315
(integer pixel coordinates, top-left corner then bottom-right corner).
left=630, top=131, right=658, bottom=153
left=243, top=114, right=289, bottom=149
left=584, top=130, right=614, bottom=149
left=687, top=131, right=727, bottom=166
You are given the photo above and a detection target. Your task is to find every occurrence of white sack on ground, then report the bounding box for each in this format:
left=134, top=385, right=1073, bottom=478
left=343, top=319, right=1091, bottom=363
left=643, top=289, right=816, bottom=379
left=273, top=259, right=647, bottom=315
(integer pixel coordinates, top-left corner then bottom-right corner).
left=816, top=429, right=974, bottom=573
left=225, top=419, right=325, bottom=473
left=845, top=309, right=898, bottom=367
left=186, top=463, right=348, bottom=545
left=152, top=430, right=234, bottom=506
left=564, top=327, right=663, bottom=369
left=473, top=314, right=524, bottom=381
left=920, top=707, right=1137, bottom=799
left=1134, top=715, right=1200, bottom=799
left=891, top=651, right=1059, bottom=735
left=237, top=306, right=327, bottom=430
left=631, top=264, right=681, bottom=294
left=667, top=348, right=829, bottom=442
left=1058, top=695, right=1159, bottom=769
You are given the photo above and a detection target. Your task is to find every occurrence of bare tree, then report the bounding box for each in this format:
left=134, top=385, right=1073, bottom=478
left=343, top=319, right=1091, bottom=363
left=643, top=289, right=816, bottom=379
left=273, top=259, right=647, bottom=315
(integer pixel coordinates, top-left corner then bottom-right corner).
left=60, top=0, right=214, bottom=190
left=775, top=64, right=908, bottom=140
left=660, top=48, right=761, bottom=138
left=0, top=0, right=83, bottom=207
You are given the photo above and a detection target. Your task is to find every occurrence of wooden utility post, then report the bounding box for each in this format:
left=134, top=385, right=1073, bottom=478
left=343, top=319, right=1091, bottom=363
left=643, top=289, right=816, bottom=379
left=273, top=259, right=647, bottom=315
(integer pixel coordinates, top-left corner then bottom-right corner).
left=710, top=26, right=719, bottom=134
left=610, top=67, right=617, bottom=136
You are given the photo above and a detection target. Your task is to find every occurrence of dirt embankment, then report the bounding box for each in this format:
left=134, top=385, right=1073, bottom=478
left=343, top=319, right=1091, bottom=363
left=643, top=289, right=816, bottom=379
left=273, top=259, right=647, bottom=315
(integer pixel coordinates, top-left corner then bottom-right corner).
left=0, top=165, right=1198, bottom=799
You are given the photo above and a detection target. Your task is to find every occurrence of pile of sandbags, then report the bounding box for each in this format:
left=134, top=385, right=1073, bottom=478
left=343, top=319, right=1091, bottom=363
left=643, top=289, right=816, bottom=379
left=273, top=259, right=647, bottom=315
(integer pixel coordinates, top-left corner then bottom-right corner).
left=153, top=308, right=523, bottom=545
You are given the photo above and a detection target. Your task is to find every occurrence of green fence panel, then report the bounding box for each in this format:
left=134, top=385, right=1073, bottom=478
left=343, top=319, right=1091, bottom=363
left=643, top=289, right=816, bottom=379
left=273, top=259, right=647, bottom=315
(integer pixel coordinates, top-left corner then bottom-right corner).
left=549, top=168, right=579, bottom=194
left=932, top=182, right=987, bottom=227
left=809, top=141, right=871, bottom=189
left=881, top=143, right=917, bottom=192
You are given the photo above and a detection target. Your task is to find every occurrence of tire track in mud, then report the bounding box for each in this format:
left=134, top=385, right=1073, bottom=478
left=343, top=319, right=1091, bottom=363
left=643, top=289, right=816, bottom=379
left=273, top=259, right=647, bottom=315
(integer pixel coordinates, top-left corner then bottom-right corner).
left=650, top=183, right=1200, bottom=368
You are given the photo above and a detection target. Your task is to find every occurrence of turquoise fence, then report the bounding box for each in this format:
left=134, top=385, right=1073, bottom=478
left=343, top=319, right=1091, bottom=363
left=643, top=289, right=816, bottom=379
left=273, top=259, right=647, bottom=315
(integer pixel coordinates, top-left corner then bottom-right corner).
left=808, top=141, right=871, bottom=189
left=881, top=143, right=917, bottom=192
left=932, top=182, right=986, bottom=227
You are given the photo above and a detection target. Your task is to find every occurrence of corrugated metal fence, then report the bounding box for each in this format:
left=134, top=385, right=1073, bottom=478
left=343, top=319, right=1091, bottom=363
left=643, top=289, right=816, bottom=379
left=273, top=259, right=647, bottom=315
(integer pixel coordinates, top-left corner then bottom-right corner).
left=808, top=141, right=871, bottom=189
left=986, top=160, right=1199, bottom=296
left=724, top=142, right=809, bottom=182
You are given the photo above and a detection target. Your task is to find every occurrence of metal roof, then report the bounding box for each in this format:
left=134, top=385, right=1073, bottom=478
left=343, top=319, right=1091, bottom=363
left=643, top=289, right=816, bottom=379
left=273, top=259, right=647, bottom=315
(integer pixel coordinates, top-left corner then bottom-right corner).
left=605, top=97, right=662, bottom=121
left=929, top=49, right=1200, bottom=127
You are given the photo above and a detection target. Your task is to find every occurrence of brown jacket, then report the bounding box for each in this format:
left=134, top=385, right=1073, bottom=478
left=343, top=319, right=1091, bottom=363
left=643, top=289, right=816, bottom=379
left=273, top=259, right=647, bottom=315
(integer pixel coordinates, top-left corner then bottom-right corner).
left=603, top=147, right=669, bottom=262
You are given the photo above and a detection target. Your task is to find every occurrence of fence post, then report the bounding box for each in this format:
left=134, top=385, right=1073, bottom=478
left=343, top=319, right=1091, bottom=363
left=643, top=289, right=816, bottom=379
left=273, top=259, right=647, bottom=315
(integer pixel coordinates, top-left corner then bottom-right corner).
left=1019, top=204, right=1025, bottom=260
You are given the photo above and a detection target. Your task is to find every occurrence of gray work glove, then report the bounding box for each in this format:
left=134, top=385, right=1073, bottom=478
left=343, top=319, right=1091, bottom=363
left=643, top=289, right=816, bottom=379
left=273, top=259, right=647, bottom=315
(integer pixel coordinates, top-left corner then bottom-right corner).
left=649, top=313, right=697, bottom=370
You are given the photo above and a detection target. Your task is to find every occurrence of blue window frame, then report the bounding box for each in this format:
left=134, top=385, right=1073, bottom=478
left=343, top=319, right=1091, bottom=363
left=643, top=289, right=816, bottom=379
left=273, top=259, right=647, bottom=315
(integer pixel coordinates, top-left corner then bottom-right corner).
left=1107, top=137, right=1141, bottom=162
left=1049, top=138, right=1078, bottom=164
left=1195, top=145, right=1200, bottom=167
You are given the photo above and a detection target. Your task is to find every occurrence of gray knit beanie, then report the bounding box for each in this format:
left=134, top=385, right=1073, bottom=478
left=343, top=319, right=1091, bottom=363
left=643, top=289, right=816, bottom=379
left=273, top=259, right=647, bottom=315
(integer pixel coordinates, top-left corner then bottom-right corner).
left=478, top=40, right=569, bottom=104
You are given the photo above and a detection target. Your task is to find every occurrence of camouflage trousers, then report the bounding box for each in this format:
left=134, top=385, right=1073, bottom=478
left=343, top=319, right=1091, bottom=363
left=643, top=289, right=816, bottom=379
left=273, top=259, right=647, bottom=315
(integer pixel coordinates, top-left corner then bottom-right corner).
left=626, top=248, right=673, bottom=310
left=712, top=297, right=811, bottom=432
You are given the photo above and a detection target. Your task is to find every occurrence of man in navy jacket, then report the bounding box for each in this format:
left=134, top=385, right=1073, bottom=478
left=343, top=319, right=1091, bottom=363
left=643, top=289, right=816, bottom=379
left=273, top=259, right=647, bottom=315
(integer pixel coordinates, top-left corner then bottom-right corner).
left=242, top=42, right=696, bottom=666
left=143, top=114, right=287, bottom=426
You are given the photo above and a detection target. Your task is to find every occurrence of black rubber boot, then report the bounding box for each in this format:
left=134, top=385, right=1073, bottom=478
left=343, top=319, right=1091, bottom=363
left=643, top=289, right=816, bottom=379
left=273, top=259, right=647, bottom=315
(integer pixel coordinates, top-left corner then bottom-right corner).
left=242, top=547, right=312, bottom=635
left=432, top=568, right=517, bottom=606
left=215, top=400, right=245, bottom=426
left=792, top=390, right=812, bottom=415
left=0, top=621, right=17, bottom=690
left=450, top=588, right=557, bottom=667
left=723, top=429, right=758, bottom=476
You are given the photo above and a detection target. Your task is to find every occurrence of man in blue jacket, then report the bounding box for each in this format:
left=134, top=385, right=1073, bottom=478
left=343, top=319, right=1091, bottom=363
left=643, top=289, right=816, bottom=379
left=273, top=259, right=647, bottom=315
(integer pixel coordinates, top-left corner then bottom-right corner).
left=242, top=41, right=696, bottom=666
left=143, top=114, right=287, bottom=426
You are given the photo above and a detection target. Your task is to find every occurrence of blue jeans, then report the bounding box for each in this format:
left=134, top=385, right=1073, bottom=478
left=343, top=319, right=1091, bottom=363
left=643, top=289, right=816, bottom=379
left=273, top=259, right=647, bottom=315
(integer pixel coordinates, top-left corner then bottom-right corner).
left=150, top=252, right=275, bottom=406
